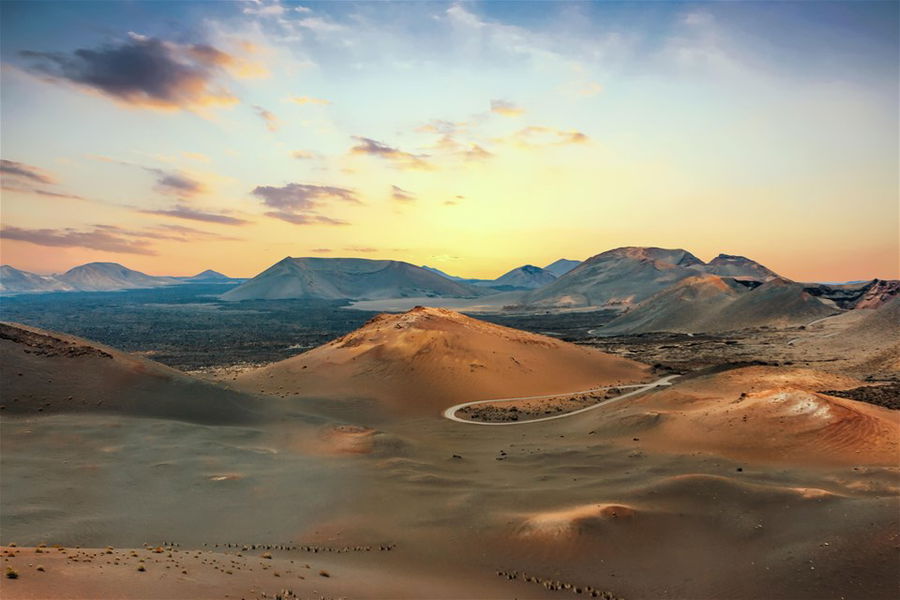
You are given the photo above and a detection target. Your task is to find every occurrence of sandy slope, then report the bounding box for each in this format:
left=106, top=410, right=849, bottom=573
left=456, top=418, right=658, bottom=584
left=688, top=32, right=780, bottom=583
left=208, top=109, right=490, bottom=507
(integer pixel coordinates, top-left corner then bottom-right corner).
left=593, top=366, right=900, bottom=465
left=234, top=307, right=651, bottom=414
left=0, top=322, right=269, bottom=424
left=2, top=322, right=898, bottom=599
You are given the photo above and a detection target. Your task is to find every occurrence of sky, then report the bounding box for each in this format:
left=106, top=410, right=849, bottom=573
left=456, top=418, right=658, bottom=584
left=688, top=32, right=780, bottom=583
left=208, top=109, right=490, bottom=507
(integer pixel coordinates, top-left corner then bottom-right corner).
left=0, top=0, right=897, bottom=282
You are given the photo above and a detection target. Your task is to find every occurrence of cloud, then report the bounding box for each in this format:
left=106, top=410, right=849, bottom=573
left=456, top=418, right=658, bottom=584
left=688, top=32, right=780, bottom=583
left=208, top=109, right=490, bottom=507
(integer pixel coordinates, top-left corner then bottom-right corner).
left=343, top=246, right=378, bottom=253
left=575, top=82, right=603, bottom=97
left=252, top=182, right=359, bottom=226
left=1, top=183, right=85, bottom=201
left=19, top=33, right=238, bottom=110
left=296, top=17, right=345, bottom=33
left=140, top=205, right=251, bottom=226
left=310, top=247, right=332, bottom=253
left=145, top=167, right=207, bottom=196
left=291, top=150, right=319, bottom=160
left=265, top=211, right=348, bottom=225
left=253, top=105, right=280, bottom=131
left=497, top=126, right=589, bottom=148
left=290, top=96, right=331, bottom=105
left=1, top=225, right=155, bottom=255
left=490, top=99, right=525, bottom=117
left=0, top=159, right=56, bottom=184
left=350, top=136, right=433, bottom=171
left=391, top=185, right=416, bottom=203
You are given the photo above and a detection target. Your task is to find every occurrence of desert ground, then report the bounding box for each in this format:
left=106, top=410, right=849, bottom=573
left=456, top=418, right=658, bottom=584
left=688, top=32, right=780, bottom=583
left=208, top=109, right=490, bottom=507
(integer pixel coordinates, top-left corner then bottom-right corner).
left=1, top=298, right=898, bottom=599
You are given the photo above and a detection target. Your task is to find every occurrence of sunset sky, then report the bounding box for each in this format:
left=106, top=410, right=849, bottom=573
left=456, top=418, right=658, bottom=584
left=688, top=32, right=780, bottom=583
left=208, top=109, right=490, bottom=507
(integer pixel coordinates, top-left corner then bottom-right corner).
left=1, top=0, right=897, bottom=282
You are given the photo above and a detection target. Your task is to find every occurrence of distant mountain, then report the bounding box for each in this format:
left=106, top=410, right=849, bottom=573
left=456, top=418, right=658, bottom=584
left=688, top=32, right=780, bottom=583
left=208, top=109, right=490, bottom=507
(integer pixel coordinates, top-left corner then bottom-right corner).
left=181, top=269, right=232, bottom=282
left=0, top=265, right=74, bottom=293
left=598, top=276, right=839, bottom=335
left=704, top=253, right=780, bottom=281
left=222, top=257, right=484, bottom=301
left=521, top=247, right=707, bottom=310
left=490, top=264, right=557, bottom=290
left=56, top=262, right=180, bottom=291
left=1, top=262, right=179, bottom=294
left=543, top=259, right=581, bottom=277
left=420, top=265, right=467, bottom=281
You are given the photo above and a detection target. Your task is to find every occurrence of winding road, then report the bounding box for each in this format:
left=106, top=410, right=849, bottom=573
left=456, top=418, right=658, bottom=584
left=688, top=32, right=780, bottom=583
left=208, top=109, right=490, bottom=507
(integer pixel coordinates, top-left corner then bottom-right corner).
left=442, top=375, right=679, bottom=426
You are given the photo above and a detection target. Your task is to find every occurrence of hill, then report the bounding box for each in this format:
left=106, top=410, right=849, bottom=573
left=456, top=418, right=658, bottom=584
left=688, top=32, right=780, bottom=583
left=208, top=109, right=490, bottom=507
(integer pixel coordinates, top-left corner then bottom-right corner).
left=57, top=262, right=180, bottom=291
left=0, top=265, right=74, bottom=293
left=234, top=306, right=650, bottom=414
left=489, top=264, right=557, bottom=289
left=704, top=253, right=781, bottom=280
left=0, top=322, right=266, bottom=423
left=521, top=247, right=706, bottom=310
left=599, top=276, right=838, bottom=334
left=222, top=257, right=482, bottom=301
left=543, top=258, right=581, bottom=277
left=181, top=269, right=232, bottom=282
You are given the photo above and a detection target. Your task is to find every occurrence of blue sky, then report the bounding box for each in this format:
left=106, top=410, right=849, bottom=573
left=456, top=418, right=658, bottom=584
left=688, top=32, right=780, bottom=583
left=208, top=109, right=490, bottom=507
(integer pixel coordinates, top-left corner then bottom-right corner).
left=1, top=1, right=897, bottom=280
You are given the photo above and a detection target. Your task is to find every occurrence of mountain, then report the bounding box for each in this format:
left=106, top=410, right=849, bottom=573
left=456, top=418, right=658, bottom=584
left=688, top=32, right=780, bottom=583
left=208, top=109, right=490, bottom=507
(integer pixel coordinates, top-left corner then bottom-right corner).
left=521, top=247, right=706, bottom=310
left=489, top=264, right=557, bottom=290
left=543, top=259, right=581, bottom=277
left=0, top=321, right=265, bottom=423
left=849, top=279, right=900, bottom=309
left=704, top=253, right=781, bottom=281
left=56, top=262, right=180, bottom=291
left=420, top=265, right=468, bottom=281
left=599, top=276, right=839, bottom=335
left=222, top=257, right=483, bottom=301
left=181, top=269, right=232, bottom=282
left=234, top=306, right=649, bottom=414
left=0, top=265, right=74, bottom=293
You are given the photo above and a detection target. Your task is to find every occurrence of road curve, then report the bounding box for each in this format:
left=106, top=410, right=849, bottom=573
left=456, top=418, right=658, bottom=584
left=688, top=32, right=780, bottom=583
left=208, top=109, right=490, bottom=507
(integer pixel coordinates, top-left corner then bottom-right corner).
left=442, top=375, right=679, bottom=426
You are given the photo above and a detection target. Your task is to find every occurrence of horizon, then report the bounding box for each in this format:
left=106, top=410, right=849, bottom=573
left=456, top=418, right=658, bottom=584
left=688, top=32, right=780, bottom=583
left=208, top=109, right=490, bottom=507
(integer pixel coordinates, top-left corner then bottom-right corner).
left=1, top=245, right=893, bottom=284
left=1, top=1, right=898, bottom=282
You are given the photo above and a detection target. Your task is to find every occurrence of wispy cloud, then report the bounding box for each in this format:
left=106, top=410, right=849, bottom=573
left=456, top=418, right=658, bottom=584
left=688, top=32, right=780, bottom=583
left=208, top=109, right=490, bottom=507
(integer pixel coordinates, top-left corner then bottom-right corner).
left=144, top=167, right=207, bottom=197
left=1, top=159, right=57, bottom=185
left=252, top=182, right=359, bottom=226
left=19, top=33, right=238, bottom=110
left=350, top=136, right=433, bottom=171
left=253, top=105, right=280, bottom=131
left=490, top=99, right=524, bottom=117
left=290, top=96, right=330, bottom=105
left=291, top=150, right=320, bottom=160
left=391, top=185, right=416, bottom=203
left=1, top=225, right=155, bottom=255
left=496, top=126, right=589, bottom=148
left=140, top=205, right=251, bottom=226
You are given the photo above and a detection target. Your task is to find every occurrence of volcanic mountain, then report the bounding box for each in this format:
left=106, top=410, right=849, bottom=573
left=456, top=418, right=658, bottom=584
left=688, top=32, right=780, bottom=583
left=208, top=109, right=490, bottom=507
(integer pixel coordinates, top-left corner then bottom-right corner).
left=181, top=269, right=232, bottom=282
left=489, top=264, right=557, bottom=289
left=0, top=322, right=265, bottom=423
left=0, top=265, right=74, bottom=293
left=543, top=258, right=581, bottom=277
left=599, top=276, right=839, bottom=334
left=57, top=262, right=180, bottom=291
left=521, top=247, right=708, bottom=309
left=703, top=253, right=781, bottom=280
left=222, top=257, right=482, bottom=301
left=234, top=306, right=650, bottom=414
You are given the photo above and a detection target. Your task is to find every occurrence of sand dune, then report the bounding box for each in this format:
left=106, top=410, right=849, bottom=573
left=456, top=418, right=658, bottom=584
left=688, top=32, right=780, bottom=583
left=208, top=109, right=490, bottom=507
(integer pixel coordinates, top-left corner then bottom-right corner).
left=235, top=306, right=650, bottom=414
